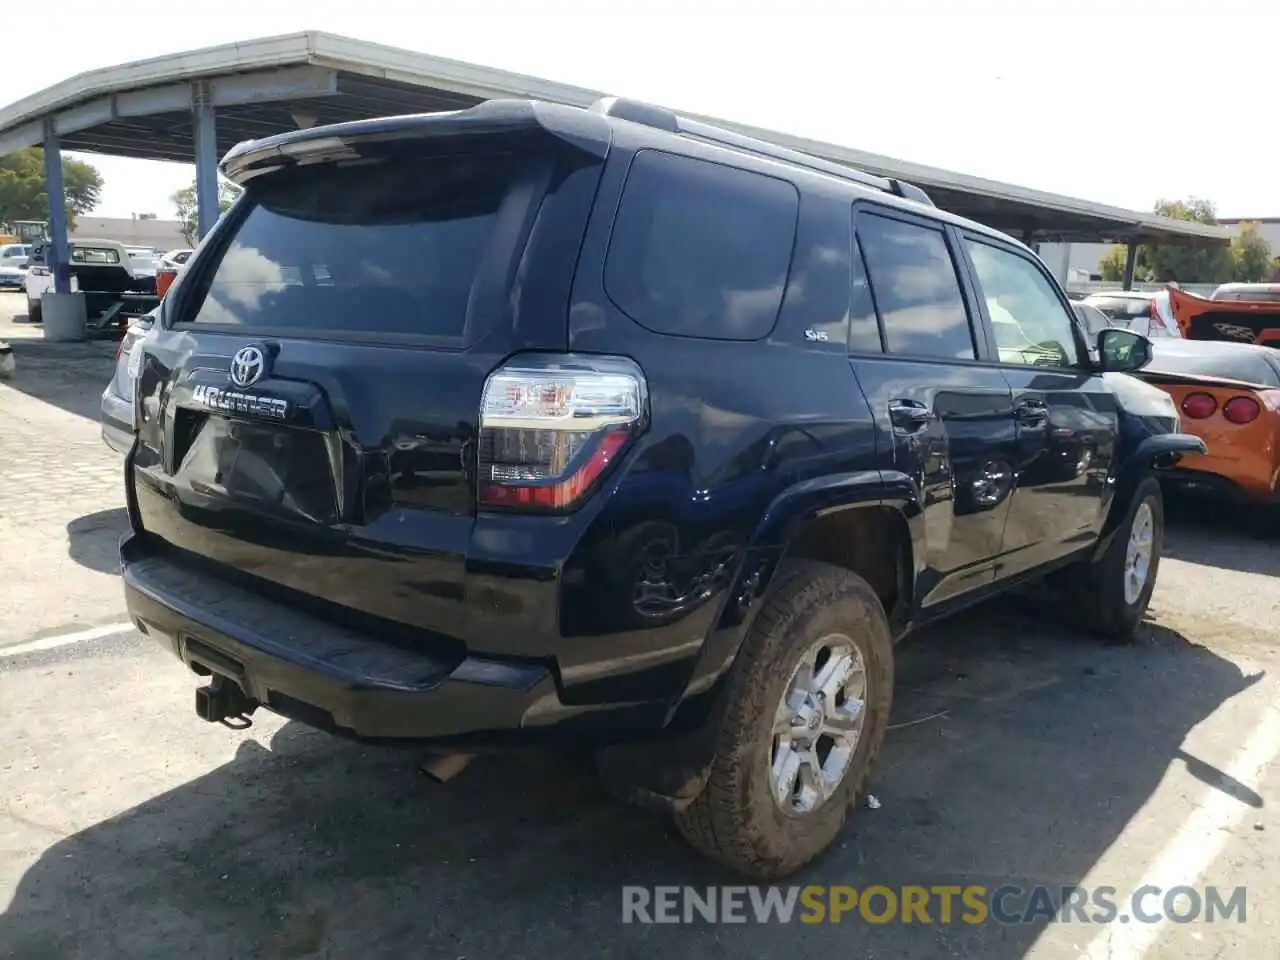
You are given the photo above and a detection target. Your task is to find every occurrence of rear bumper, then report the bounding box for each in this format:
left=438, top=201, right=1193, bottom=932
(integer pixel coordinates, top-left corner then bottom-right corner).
left=121, top=533, right=573, bottom=743
left=1159, top=467, right=1278, bottom=505
left=101, top=386, right=134, bottom=454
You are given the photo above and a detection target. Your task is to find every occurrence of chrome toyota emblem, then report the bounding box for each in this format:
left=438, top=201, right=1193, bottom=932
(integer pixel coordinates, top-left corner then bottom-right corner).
left=229, top=345, right=266, bottom=387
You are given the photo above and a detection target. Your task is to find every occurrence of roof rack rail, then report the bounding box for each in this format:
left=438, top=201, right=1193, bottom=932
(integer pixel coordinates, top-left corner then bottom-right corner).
left=588, top=96, right=935, bottom=207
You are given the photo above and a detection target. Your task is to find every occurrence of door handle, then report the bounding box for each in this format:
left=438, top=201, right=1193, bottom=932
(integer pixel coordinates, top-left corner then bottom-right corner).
left=1016, top=399, right=1049, bottom=424
left=888, top=399, right=935, bottom=429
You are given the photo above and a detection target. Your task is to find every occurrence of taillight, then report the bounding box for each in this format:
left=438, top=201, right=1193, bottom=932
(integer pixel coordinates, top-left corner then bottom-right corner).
left=1222, top=396, right=1261, bottom=424
left=477, top=355, right=647, bottom=511
left=1181, top=392, right=1217, bottom=419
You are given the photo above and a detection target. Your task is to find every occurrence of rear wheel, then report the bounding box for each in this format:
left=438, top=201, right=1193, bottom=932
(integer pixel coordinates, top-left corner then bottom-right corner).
left=1056, top=475, right=1163, bottom=640
left=26, top=300, right=41, bottom=324
left=674, top=560, right=893, bottom=879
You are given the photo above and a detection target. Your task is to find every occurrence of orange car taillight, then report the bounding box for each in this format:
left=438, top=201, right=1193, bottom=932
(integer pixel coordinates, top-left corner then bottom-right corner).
left=1181, top=392, right=1217, bottom=419
left=1222, top=396, right=1261, bottom=424
left=477, top=355, right=647, bottom=512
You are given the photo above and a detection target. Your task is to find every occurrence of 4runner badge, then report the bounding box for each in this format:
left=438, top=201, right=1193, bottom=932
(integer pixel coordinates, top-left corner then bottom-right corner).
left=190, top=384, right=289, bottom=420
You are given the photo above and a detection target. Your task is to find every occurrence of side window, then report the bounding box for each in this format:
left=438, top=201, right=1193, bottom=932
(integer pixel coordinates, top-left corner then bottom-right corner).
left=857, top=213, right=975, bottom=360
left=604, top=150, right=799, bottom=340
left=965, top=239, right=1082, bottom=368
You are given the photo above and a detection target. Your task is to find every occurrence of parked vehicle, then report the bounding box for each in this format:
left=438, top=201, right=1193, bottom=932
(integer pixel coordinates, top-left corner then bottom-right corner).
left=1210, top=282, right=1280, bottom=303
left=1134, top=339, right=1280, bottom=505
left=0, top=243, right=30, bottom=290
left=24, top=238, right=158, bottom=326
left=154, top=248, right=193, bottom=299
left=1083, top=290, right=1182, bottom=339
left=1167, top=284, right=1280, bottom=347
left=101, top=309, right=156, bottom=454
left=120, top=96, right=1204, bottom=879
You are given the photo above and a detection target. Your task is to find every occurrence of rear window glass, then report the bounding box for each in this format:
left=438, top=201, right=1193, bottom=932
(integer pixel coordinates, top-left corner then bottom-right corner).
left=1148, top=346, right=1280, bottom=386
left=1085, top=296, right=1151, bottom=319
left=182, top=151, right=522, bottom=338
left=857, top=213, right=975, bottom=360
left=71, top=246, right=121, bottom=264
left=604, top=150, right=798, bottom=340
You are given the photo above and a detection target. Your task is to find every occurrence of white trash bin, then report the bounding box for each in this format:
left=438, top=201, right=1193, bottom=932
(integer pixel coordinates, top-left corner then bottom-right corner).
left=41, top=292, right=88, bottom=342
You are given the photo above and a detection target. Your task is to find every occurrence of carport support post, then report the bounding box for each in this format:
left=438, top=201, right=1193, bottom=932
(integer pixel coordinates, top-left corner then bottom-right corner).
left=1122, top=243, right=1137, bottom=291
left=192, top=84, right=220, bottom=240
left=41, top=122, right=71, bottom=295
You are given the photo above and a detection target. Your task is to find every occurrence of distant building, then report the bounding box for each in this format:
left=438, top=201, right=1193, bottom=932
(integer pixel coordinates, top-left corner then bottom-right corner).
left=70, top=216, right=187, bottom=251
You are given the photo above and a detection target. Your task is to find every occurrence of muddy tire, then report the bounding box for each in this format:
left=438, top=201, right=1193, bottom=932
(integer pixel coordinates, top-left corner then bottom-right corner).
left=1057, top=475, right=1163, bottom=640
left=674, top=559, right=893, bottom=879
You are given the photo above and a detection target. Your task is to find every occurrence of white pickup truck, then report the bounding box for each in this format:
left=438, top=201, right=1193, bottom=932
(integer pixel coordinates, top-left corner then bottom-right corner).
left=23, top=238, right=157, bottom=325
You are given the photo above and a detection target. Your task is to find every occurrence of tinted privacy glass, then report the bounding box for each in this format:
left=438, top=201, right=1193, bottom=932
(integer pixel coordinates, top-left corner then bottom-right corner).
left=966, top=240, right=1080, bottom=368
left=857, top=213, right=974, bottom=359
left=184, top=152, right=521, bottom=337
left=605, top=150, right=798, bottom=340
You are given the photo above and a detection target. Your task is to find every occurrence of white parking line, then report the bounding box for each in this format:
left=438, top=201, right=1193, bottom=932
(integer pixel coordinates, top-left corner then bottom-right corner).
left=1076, top=695, right=1280, bottom=960
left=0, top=621, right=135, bottom=658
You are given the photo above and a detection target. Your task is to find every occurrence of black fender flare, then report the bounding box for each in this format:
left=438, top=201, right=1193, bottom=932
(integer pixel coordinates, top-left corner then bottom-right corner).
left=596, top=470, right=922, bottom=813
left=1092, top=432, right=1205, bottom=560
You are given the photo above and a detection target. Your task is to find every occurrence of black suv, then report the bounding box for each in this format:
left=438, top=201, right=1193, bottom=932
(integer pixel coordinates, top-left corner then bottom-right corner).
left=120, top=96, right=1204, bottom=879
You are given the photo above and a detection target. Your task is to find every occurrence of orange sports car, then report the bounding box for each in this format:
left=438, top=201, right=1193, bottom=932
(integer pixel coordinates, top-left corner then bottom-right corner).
left=1134, top=339, right=1280, bottom=505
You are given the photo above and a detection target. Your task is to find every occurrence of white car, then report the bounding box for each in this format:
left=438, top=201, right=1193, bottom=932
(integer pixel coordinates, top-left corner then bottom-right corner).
left=159, top=248, right=193, bottom=269
left=0, top=243, right=30, bottom=290
left=1082, top=290, right=1182, bottom=339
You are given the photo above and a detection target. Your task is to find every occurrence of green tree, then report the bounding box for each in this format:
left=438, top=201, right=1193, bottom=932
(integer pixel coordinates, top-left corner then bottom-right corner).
left=1099, top=246, right=1130, bottom=282
left=0, top=148, right=103, bottom=230
left=171, top=177, right=242, bottom=245
left=1136, top=197, right=1233, bottom=283
left=1229, top=222, right=1274, bottom=282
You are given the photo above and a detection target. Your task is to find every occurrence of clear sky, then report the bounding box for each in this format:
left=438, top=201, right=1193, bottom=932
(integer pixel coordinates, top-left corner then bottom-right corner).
left=12, top=0, right=1278, bottom=221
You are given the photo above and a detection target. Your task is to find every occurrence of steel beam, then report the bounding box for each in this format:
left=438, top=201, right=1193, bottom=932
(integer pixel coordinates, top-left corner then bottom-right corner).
left=1122, top=243, right=1138, bottom=291
left=41, top=122, right=71, bottom=295
left=192, top=85, right=220, bottom=240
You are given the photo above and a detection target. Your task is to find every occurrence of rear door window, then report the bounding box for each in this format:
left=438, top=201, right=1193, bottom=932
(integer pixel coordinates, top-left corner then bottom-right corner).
left=604, top=150, right=799, bottom=340
left=180, top=151, right=529, bottom=340
left=856, top=212, right=976, bottom=360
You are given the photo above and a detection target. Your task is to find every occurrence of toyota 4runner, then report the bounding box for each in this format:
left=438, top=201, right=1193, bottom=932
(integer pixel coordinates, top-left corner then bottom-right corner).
left=120, top=96, right=1205, bottom=879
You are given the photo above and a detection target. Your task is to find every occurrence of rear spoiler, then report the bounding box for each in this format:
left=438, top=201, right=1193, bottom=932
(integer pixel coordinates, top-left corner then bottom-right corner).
left=1167, top=285, right=1280, bottom=347
left=1132, top=369, right=1268, bottom=392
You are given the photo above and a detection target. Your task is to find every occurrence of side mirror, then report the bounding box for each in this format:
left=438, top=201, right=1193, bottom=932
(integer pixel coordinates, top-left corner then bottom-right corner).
left=1097, top=328, right=1152, bottom=373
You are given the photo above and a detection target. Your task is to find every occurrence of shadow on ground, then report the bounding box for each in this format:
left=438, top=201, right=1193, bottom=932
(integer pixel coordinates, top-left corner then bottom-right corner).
left=1163, top=496, right=1280, bottom=578
left=0, top=603, right=1260, bottom=960
left=0, top=335, right=119, bottom=423
left=66, top=508, right=130, bottom=575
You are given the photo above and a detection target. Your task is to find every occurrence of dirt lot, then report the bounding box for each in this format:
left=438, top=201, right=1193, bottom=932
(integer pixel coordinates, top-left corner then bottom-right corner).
left=1, top=291, right=1277, bottom=960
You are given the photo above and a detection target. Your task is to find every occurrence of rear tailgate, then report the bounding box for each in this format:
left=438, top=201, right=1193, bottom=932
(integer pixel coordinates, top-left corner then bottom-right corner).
left=128, top=102, right=610, bottom=640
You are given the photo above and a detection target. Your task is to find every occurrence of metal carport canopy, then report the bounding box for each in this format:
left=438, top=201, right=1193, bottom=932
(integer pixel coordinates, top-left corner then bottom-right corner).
left=0, top=30, right=1230, bottom=247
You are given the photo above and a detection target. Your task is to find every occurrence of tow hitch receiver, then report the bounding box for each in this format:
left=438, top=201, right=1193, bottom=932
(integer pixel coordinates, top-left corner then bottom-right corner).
left=195, top=675, right=259, bottom=728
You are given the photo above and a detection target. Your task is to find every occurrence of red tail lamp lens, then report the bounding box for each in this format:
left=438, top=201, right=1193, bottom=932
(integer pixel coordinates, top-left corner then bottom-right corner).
left=1222, top=396, right=1261, bottom=424
left=1180, top=393, right=1217, bottom=419
left=477, top=355, right=647, bottom=512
